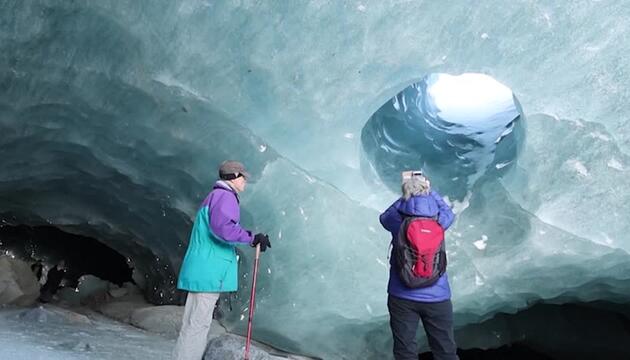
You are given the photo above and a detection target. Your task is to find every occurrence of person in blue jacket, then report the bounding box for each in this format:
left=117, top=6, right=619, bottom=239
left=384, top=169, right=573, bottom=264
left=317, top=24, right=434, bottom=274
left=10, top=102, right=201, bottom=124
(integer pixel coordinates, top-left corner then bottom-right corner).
left=379, top=171, right=458, bottom=360
left=172, top=160, right=271, bottom=360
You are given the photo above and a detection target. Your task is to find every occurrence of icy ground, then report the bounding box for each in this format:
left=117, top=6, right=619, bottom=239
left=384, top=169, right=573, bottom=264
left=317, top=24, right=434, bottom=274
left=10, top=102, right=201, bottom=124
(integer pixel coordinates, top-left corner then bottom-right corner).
left=0, top=305, right=175, bottom=360
left=0, top=303, right=316, bottom=360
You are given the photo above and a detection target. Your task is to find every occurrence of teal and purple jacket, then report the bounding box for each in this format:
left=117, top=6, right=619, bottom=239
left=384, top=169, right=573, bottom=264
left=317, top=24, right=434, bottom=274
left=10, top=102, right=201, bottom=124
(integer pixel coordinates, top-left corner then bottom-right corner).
left=177, top=181, right=253, bottom=292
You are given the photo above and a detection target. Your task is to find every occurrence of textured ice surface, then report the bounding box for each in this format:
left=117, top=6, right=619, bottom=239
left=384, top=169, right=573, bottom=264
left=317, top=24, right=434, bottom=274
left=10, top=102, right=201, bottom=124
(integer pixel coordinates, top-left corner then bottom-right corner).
left=1, top=1, right=630, bottom=359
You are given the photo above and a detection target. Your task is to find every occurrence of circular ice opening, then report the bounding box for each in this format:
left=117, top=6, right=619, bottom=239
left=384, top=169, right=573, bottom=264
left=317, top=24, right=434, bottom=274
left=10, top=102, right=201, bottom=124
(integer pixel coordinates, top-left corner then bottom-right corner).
left=361, top=73, right=525, bottom=198
left=428, top=73, right=516, bottom=125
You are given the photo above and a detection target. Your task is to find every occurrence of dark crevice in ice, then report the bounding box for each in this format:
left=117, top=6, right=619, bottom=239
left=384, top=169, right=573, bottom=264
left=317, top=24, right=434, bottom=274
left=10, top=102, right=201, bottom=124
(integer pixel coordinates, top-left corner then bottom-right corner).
left=0, top=224, right=136, bottom=288
left=446, top=301, right=630, bottom=360
left=420, top=344, right=552, bottom=360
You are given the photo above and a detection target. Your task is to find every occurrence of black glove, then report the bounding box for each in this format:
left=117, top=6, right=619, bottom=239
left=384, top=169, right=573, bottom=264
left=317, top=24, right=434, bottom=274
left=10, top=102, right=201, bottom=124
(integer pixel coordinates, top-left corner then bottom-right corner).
left=252, top=233, right=271, bottom=252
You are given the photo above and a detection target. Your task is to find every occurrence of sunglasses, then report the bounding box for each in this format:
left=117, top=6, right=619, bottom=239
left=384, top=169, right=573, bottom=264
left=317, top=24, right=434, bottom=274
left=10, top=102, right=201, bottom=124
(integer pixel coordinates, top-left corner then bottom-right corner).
left=401, top=170, right=423, bottom=181
left=220, top=173, right=246, bottom=180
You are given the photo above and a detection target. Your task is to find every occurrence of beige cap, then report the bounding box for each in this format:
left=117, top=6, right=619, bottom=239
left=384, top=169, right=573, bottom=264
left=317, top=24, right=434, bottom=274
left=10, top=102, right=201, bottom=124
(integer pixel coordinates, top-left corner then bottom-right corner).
left=219, top=160, right=250, bottom=180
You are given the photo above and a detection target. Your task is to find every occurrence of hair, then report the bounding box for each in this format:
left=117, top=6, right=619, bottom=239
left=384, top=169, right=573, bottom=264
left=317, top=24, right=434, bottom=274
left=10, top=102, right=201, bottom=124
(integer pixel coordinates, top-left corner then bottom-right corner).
left=402, top=175, right=431, bottom=200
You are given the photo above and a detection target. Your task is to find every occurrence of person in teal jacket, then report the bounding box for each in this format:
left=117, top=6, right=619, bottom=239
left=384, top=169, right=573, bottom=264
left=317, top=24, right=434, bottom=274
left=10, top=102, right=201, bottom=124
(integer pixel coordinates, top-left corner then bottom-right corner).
left=172, top=160, right=271, bottom=360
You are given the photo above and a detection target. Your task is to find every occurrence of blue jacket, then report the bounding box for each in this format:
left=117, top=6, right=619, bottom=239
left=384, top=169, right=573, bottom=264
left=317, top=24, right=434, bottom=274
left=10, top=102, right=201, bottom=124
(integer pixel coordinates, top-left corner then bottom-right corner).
left=379, top=190, right=455, bottom=302
left=177, top=181, right=253, bottom=292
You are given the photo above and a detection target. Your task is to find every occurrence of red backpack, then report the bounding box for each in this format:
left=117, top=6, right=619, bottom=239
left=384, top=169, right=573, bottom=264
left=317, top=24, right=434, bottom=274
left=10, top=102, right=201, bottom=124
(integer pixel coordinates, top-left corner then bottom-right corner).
left=393, top=216, right=447, bottom=288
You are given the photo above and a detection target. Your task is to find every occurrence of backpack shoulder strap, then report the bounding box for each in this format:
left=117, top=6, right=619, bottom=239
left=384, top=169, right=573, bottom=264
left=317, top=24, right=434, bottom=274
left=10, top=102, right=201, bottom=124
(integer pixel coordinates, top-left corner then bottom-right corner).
left=397, top=210, right=438, bottom=221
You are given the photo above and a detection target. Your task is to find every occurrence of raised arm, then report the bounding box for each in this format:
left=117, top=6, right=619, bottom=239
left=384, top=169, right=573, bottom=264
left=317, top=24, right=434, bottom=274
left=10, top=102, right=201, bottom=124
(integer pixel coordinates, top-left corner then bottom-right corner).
left=430, top=190, right=455, bottom=230
left=379, top=199, right=403, bottom=234
left=209, top=192, right=253, bottom=244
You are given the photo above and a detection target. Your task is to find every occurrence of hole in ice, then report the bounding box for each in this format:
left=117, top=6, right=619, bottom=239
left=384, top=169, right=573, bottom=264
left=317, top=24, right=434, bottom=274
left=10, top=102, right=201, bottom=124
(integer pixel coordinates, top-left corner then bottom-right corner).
left=361, top=73, right=525, bottom=199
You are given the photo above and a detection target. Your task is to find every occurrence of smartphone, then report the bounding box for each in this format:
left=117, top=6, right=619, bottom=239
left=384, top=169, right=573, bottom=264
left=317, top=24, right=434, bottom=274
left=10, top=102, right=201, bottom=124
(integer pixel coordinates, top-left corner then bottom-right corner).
left=401, top=170, right=423, bottom=182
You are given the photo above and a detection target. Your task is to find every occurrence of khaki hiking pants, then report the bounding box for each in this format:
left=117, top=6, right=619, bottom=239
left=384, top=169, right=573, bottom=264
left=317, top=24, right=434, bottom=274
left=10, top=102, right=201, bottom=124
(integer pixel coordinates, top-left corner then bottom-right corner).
left=172, top=292, right=220, bottom=360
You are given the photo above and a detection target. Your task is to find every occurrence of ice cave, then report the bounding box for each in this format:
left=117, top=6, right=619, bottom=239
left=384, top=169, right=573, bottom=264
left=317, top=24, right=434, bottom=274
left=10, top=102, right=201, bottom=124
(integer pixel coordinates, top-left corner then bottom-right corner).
left=1, top=1, right=629, bottom=360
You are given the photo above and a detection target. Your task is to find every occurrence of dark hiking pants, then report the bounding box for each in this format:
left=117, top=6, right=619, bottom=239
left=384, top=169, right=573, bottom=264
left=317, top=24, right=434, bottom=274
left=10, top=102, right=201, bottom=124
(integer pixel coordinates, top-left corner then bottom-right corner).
left=388, top=295, right=459, bottom=360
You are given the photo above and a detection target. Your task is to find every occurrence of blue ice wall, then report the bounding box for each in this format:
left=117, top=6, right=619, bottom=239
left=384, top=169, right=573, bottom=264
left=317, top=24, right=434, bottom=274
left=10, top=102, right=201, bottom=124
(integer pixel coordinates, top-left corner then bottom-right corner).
left=1, top=1, right=630, bottom=358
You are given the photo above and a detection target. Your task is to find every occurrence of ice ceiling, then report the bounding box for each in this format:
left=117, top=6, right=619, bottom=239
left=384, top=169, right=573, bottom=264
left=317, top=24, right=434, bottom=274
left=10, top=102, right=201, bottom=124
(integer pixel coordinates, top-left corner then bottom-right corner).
left=1, top=1, right=630, bottom=358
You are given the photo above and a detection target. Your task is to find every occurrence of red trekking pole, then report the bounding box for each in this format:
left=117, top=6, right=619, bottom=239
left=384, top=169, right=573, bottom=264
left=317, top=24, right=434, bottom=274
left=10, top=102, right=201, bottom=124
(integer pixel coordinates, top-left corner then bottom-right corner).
left=244, top=243, right=261, bottom=360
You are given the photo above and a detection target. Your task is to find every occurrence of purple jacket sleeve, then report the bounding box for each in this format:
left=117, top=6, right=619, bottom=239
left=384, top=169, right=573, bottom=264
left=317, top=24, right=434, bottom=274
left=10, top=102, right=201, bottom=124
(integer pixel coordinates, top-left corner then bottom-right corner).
left=379, top=199, right=403, bottom=235
left=430, top=190, right=455, bottom=230
left=209, top=191, right=253, bottom=244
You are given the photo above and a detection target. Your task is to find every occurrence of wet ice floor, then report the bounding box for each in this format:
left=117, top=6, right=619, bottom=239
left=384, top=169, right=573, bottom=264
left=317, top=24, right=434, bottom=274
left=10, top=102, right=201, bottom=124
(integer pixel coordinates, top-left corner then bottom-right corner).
left=0, top=305, right=175, bottom=360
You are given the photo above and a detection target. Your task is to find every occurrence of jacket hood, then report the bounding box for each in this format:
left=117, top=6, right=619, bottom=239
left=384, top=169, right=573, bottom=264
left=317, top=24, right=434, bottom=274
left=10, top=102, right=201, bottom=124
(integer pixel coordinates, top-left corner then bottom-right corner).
left=395, top=194, right=439, bottom=218
left=214, top=180, right=239, bottom=202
